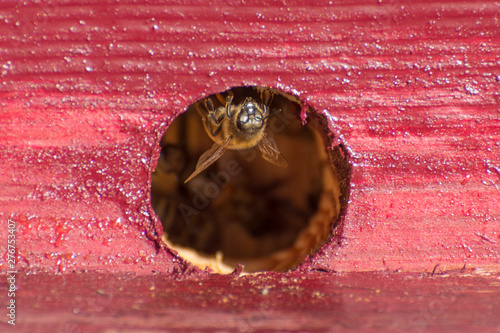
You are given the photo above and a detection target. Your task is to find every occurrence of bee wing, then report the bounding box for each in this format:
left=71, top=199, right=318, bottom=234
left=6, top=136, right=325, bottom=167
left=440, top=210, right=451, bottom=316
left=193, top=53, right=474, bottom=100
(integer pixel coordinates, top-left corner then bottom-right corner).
left=184, top=136, right=232, bottom=183
left=257, top=133, right=288, bottom=168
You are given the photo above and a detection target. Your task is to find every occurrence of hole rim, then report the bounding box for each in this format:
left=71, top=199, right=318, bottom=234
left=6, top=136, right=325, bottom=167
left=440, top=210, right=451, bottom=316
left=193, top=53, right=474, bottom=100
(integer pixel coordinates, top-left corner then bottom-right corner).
left=148, top=85, right=352, bottom=273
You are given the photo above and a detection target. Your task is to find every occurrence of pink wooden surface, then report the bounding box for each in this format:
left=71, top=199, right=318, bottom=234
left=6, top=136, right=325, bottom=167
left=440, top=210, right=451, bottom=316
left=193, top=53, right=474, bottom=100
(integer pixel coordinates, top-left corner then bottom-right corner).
left=3, top=0, right=498, bottom=274
left=0, top=0, right=499, bottom=330
left=5, top=271, right=498, bottom=332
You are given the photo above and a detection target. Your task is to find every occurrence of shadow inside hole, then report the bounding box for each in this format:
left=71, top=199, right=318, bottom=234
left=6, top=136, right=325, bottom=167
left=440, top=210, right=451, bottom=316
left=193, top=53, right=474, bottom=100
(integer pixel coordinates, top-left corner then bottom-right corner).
left=151, top=86, right=350, bottom=272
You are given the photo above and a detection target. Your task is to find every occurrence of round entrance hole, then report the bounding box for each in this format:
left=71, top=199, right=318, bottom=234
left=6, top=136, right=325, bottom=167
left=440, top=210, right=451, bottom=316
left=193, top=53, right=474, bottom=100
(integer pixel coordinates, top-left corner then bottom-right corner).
left=151, top=86, right=350, bottom=273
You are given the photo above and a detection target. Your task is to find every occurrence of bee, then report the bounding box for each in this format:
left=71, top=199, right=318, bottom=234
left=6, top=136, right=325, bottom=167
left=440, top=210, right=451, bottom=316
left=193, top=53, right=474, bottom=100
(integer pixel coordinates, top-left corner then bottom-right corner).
left=185, top=90, right=288, bottom=183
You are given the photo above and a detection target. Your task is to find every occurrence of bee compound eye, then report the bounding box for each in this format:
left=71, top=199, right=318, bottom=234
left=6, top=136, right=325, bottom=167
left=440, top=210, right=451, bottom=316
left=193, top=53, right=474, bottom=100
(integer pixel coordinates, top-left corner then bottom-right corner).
left=238, top=111, right=249, bottom=124
left=236, top=113, right=260, bottom=132
left=150, top=86, right=351, bottom=274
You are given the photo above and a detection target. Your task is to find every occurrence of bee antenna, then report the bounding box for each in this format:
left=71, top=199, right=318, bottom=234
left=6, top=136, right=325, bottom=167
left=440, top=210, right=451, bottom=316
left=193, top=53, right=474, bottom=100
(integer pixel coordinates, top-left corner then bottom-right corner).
left=266, top=91, right=275, bottom=105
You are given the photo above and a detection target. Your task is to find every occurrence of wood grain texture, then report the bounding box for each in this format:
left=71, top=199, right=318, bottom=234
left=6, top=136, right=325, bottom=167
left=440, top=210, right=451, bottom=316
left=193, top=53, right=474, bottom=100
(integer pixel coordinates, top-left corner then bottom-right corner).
left=11, top=271, right=500, bottom=332
left=0, top=0, right=499, bottom=276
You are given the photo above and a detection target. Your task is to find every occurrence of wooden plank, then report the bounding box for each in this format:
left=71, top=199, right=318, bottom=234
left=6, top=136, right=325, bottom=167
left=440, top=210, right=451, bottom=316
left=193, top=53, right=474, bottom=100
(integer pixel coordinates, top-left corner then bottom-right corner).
left=10, top=271, right=500, bottom=332
left=0, top=0, right=498, bottom=275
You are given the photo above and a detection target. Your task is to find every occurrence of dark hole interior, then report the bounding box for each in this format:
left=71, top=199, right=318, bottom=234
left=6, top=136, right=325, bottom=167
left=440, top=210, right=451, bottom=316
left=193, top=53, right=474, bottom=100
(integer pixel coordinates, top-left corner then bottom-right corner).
left=151, top=86, right=350, bottom=272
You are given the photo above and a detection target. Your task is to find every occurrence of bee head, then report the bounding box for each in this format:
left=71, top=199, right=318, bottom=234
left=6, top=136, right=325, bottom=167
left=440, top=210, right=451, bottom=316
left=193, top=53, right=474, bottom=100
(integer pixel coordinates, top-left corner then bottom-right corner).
left=236, top=97, right=267, bottom=133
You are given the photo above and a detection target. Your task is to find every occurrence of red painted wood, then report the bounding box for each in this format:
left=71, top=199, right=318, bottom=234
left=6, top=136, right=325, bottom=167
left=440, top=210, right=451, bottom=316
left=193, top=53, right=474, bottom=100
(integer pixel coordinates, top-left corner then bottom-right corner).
left=9, top=271, right=500, bottom=332
left=1, top=0, right=499, bottom=274
left=1, top=0, right=499, bottom=331
left=0, top=2, right=500, bottom=330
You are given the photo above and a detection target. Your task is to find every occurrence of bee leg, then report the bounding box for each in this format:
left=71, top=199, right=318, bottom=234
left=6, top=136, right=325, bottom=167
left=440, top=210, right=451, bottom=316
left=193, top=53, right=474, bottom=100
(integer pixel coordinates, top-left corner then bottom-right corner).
left=205, top=97, right=225, bottom=125
left=261, top=90, right=274, bottom=119
left=263, top=90, right=273, bottom=106
left=204, top=115, right=224, bottom=138
left=211, top=92, right=234, bottom=118
left=225, top=91, right=234, bottom=118
left=204, top=97, right=215, bottom=115
left=211, top=121, right=223, bottom=137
